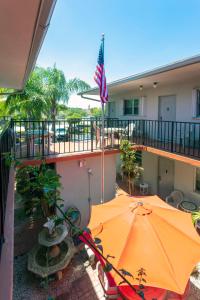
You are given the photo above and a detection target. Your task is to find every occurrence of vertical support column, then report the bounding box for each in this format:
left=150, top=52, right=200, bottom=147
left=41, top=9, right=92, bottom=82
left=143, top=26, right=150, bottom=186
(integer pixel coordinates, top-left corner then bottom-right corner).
left=91, top=120, right=94, bottom=152
left=171, top=121, right=174, bottom=153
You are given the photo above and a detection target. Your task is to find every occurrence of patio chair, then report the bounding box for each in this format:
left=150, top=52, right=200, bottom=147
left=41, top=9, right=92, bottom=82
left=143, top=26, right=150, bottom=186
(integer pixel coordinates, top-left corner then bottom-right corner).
left=124, top=122, right=136, bottom=139
left=97, top=261, right=122, bottom=299
left=165, top=190, right=184, bottom=207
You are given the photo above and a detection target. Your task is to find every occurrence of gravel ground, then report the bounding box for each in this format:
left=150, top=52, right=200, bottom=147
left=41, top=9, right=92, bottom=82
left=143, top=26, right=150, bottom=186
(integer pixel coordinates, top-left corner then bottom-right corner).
left=188, top=275, right=200, bottom=300
left=14, top=253, right=200, bottom=300
left=13, top=252, right=89, bottom=300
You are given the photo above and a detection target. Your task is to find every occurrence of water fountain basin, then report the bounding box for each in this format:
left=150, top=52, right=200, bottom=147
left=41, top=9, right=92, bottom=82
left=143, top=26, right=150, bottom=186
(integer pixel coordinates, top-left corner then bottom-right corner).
left=38, top=224, right=69, bottom=247
left=28, top=237, right=75, bottom=278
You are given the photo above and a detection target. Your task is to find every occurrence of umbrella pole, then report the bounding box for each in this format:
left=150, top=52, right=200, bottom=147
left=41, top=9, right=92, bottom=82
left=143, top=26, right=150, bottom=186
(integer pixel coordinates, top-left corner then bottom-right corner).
left=101, top=103, right=105, bottom=204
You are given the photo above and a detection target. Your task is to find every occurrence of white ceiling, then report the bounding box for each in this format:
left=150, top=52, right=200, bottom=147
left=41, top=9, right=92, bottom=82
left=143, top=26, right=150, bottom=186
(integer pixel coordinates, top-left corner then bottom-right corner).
left=0, top=0, right=56, bottom=89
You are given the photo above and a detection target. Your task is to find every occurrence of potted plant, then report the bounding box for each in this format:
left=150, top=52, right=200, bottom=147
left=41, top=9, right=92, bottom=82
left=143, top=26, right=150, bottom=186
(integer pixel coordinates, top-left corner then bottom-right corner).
left=120, top=140, right=143, bottom=194
left=192, top=211, right=200, bottom=235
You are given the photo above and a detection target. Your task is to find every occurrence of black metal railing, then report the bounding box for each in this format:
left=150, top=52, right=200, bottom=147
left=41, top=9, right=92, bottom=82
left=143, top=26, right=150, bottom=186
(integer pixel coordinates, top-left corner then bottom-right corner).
left=0, top=116, right=11, bottom=133
left=12, top=119, right=200, bottom=160
left=13, top=118, right=122, bottom=159
left=0, top=120, right=13, bottom=257
left=131, top=120, right=200, bottom=158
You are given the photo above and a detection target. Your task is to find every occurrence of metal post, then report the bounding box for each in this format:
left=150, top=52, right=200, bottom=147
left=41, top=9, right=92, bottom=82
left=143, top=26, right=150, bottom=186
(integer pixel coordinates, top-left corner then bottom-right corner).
left=91, top=120, right=94, bottom=152
left=171, top=121, right=174, bottom=153
left=101, top=103, right=105, bottom=204
left=100, top=33, right=105, bottom=204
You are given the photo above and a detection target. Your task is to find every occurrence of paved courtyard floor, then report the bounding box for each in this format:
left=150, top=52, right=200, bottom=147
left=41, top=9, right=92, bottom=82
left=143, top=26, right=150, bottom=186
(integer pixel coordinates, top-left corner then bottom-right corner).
left=13, top=251, right=105, bottom=300
left=13, top=185, right=200, bottom=300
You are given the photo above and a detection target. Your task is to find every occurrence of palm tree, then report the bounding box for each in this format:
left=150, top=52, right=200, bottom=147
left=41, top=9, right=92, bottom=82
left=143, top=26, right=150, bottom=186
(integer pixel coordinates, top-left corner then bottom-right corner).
left=44, top=65, right=90, bottom=121
left=6, top=67, right=46, bottom=120
left=6, top=65, right=90, bottom=121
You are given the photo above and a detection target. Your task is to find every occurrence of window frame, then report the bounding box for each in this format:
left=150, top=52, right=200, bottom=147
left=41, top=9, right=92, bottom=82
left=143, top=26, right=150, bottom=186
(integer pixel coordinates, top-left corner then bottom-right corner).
left=196, top=89, right=200, bottom=117
left=195, top=167, right=200, bottom=193
left=123, top=98, right=140, bottom=116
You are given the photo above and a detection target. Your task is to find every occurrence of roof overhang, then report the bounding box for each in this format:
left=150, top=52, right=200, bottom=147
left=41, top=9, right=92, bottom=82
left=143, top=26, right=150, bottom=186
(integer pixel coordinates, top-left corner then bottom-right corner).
left=81, top=54, right=200, bottom=97
left=0, top=0, right=56, bottom=89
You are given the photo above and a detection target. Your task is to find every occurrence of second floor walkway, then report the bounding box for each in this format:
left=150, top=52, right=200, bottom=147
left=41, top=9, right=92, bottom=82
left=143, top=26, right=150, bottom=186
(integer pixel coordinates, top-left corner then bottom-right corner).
left=3, top=118, right=200, bottom=161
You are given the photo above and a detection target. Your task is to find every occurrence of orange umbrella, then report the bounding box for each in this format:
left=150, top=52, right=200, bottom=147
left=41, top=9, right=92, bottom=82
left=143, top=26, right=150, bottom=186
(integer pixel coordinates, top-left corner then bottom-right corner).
left=88, top=194, right=200, bottom=294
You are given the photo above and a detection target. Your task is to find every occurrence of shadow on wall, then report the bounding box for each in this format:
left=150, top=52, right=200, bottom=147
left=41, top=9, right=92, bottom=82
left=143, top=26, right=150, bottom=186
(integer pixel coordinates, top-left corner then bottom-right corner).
left=56, top=155, right=117, bottom=228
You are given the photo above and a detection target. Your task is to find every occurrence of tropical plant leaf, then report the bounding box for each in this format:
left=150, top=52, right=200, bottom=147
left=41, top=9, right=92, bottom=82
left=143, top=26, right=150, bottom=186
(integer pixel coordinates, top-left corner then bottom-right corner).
left=96, top=245, right=103, bottom=253
left=94, top=237, right=101, bottom=244
left=118, top=280, right=126, bottom=286
left=103, top=263, right=113, bottom=273
left=137, top=290, right=145, bottom=299
left=106, top=254, right=115, bottom=259
left=139, top=284, right=145, bottom=289
left=119, top=269, right=133, bottom=277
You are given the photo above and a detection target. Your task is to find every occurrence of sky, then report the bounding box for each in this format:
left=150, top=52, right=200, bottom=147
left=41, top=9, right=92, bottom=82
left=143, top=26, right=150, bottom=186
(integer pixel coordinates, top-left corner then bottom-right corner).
left=37, top=0, right=200, bottom=108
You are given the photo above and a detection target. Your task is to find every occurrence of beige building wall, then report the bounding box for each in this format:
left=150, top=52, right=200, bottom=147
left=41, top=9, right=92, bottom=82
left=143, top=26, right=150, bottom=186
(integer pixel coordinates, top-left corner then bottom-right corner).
left=142, top=152, right=158, bottom=195
left=109, top=77, right=200, bottom=122
left=141, top=151, right=200, bottom=205
left=174, top=160, right=200, bottom=205
left=56, top=154, right=117, bottom=227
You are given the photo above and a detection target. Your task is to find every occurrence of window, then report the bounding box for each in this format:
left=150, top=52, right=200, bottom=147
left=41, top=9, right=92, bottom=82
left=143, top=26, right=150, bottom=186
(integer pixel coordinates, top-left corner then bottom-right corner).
left=196, top=89, right=200, bottom=117
left=124, top=99, right=139, bottom=115
left=195, top=168, right=200, bottom=192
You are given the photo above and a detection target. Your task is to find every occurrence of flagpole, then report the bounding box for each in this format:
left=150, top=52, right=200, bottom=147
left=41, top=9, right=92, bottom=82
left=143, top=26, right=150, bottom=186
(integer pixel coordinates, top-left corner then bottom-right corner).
left=101, top=33, right=105, bottom=204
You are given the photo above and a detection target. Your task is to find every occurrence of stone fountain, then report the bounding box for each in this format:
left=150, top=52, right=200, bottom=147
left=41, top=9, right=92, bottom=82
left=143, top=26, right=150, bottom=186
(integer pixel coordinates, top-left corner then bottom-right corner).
left=28, top=218, right=75, bottom=279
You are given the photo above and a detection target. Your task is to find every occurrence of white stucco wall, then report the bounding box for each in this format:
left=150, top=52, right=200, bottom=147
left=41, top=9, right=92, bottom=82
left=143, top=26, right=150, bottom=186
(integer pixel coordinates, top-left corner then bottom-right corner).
left=174, top=160, right=200, bottom=205
left=56, top=154, right=117, bottom=227
left=142, top=152, right=158, bottom=195
left=109, top=77, right=200, bottom=122
left=141, top=151, right=200, bottom=205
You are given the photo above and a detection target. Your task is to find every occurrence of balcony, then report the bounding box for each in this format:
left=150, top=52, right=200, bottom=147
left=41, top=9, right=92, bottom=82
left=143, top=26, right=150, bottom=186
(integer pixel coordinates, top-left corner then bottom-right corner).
left=10, top=118, right=200, bottom=161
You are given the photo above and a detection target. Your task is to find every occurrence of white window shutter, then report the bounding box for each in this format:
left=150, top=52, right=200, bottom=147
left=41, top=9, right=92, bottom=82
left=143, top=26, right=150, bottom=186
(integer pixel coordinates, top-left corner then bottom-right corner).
left=192, top=89, right=197, bottom=117
left=140, top=96, right=147, bottom=116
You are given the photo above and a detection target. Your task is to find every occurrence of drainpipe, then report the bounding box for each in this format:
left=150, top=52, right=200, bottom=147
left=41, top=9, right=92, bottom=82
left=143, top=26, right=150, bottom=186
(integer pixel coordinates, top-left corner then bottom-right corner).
left=80, top=94, right=101, bottom=103
left=87, top=168, right=93, bottom=224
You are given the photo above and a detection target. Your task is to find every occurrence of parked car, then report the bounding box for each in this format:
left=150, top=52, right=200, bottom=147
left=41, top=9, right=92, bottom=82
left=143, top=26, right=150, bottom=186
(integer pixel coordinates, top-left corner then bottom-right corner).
left=55, top=127, right=69, bottom=141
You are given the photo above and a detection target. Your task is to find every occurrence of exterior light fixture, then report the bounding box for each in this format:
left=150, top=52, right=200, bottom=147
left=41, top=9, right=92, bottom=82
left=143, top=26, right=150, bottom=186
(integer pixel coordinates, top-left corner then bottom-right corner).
left=139, top=85, right=143, bottom=91
left=79, top=159, right=86, bottom=167
left=153, top=82, right=158, bottom=88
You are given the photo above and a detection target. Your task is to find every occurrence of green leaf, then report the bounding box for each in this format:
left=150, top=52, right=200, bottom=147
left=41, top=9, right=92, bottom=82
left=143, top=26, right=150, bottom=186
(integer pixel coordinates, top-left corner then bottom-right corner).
left=106, top=254, right=115, bottom=259
left=137, top=290, right=145, bottom=299
left=119, top=269, right=133, bottom=277
left=118, top=280, right=126, bottom=286
left=103, top=263, right=113, bottom=273
left=96, top=244, right=103, bottom=253
left=94, top=237, right=101, bottom=244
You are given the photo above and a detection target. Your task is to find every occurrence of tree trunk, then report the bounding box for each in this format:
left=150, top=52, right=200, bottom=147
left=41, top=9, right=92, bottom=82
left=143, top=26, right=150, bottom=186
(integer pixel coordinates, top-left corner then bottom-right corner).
left=41, top=198, right=51, bottom=218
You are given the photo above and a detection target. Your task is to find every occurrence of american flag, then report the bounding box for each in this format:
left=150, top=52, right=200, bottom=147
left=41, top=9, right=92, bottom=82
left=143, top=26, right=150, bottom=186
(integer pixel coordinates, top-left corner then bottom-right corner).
left=94, top=36, right=108, bottom=104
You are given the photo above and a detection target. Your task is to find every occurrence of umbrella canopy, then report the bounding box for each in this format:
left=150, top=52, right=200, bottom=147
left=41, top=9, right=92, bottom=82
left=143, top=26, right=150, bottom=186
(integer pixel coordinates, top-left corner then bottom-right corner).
left=88, top=194, right=200, bottom=294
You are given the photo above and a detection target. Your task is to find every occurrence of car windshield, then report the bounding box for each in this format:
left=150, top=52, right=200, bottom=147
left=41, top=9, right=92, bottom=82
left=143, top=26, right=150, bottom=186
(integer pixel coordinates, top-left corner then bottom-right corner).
left=56, top=128, right=66, bottom=132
